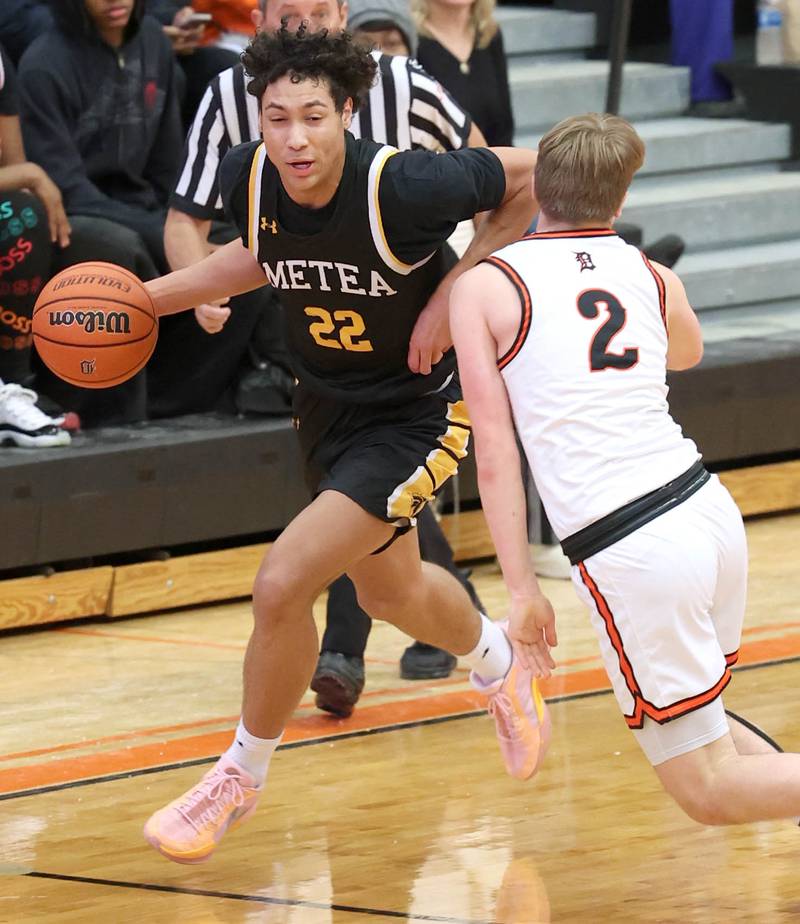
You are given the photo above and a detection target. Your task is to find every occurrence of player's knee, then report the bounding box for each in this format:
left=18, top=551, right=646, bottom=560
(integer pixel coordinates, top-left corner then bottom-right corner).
left=665, top=780, right=731, bottom=826
left=251, top=567, right=305, bottom=624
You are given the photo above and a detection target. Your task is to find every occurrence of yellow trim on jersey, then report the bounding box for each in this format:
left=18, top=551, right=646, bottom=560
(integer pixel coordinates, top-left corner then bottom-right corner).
left=386, top=401, right=471, bottom=521
left=247, top=143, right=267, bottom=257
left=368, top=146, right=434, bottom=276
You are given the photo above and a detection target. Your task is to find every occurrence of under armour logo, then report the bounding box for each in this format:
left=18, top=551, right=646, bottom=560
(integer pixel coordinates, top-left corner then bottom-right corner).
left=80, top=359, right=96, bottom=375
left=575, top=251, right=596, bottom=272
left=261, top=217, right=278, bottom=234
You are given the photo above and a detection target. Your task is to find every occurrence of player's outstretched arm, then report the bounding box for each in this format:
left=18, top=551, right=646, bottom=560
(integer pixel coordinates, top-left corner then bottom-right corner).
left=458, top=147, right=539, bottom=269
left=451, top=264, right=557, bottom=678
left=164, top=207, right=232, bottom=334
left=409, top=147, right=538, bottom=374
left=145, top=238, right=268, bottom=318
left=651, top=260, right=704, bottom=370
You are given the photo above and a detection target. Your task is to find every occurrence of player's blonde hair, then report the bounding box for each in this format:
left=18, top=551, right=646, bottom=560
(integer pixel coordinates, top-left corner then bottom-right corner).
left=412, top=0, right=498, bottom=49
left=534, top=113, right=645, bottom=225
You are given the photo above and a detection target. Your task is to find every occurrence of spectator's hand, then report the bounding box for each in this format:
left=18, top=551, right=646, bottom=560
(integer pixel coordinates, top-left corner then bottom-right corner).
left=195, top=299, right=231, bottom=334
left=164, top=7, right=205, bottom=54
left=28, top=166, right=71, bottom=248
left=507, top=593, right=557, bottom=679
left=408, top=284, right=451, bottom=374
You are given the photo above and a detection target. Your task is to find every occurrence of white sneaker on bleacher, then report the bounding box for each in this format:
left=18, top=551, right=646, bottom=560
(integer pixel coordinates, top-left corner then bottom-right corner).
left=0, top=383, right=71, bottom=448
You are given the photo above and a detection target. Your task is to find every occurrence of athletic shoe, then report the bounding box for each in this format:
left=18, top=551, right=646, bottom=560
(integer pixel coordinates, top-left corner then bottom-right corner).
left=471, top=626, right=551, bottom=780
left=143, top=756, right=260, bottom=864
left=400, top=641, right=457, bottom=680
left=34, top=391, right=81, bottom=432
left=0, top=383, right=71, bottom=448
left=310, top=651, right=365, bottom=717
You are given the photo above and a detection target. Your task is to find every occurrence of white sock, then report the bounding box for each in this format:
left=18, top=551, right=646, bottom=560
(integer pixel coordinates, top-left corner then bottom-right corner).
left=224, top=719, right=282, bottom=786
left=463, top=614, right=513, bottom=686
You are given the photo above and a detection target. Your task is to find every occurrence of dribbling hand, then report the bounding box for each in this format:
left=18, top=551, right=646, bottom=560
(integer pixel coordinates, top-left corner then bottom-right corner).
left=507, top=593, right=557, bottom=679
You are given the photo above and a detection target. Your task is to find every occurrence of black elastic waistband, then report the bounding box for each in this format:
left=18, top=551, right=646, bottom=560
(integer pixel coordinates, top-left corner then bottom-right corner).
left=561, top=459, right=710, bottom=566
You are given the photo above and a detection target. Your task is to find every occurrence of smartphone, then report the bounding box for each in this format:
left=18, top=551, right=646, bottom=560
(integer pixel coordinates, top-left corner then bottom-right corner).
left=182, top=12, right=212, bottom=28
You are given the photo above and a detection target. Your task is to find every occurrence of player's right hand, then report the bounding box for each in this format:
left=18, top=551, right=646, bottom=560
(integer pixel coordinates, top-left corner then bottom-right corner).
left=507, top=593, right=557, bottom=679
left=194, top=300, right=231, bottom=334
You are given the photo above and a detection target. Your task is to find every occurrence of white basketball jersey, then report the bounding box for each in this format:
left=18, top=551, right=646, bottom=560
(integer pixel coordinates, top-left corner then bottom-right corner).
left=491, top=230, right=700, bottom=539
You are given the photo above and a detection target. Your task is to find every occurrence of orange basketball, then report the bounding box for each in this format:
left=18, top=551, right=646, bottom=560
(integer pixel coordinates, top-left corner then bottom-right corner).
left=32, top=261, right=158, bottom=389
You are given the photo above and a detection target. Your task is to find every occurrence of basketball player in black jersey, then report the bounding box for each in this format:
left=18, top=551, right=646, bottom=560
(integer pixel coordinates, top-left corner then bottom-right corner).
left=141, top=26, right=552, bottom=864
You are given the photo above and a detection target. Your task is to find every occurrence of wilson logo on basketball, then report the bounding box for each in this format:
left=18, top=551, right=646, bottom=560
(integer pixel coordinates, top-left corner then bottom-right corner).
left=80, top=359, right=96, bottom=375
left=48, top=310, right=131, bottom=334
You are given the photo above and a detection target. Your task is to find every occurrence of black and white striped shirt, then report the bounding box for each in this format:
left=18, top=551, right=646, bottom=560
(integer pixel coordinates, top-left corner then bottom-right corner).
left=171, top=53, right=473, bottom=221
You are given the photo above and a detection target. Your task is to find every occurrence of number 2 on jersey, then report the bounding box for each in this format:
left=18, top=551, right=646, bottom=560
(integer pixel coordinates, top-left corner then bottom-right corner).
left=577, top=289, right=638, bottom=371
left=305, top=307, right=374, bottom=352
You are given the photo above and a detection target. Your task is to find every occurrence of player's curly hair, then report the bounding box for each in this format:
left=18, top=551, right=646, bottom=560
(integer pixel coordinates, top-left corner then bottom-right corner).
left=243, top=23, right=378, bottom=114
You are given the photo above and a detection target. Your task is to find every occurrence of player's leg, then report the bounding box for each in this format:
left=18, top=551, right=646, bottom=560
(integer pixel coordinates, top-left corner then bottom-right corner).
left=143, top=489, right=398, bottom=863
left=651, top=480, right=800, bottom=824
left=653, top=720, right=800, bottom=825
left=347, top=527, right=480, bottom=654
left=400, top=504, right=482, bottom=681
left=347, top=528, right=551, bottom=780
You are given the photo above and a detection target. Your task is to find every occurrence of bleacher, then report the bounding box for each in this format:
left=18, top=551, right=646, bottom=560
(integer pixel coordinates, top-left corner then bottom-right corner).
left=2, top=3, right=799, bottom=631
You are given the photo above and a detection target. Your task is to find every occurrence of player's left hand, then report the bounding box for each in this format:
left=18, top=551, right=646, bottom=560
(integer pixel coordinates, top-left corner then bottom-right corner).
left=408, top=286, right=451, bottom=375
left=194, top=298, right=231, bottom=334
left=507, top=593, right=557, bottom=679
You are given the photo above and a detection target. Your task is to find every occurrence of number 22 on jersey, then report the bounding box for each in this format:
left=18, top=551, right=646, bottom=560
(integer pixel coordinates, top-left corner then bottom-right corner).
left=305, top=307, right=374, bottom=352
left=577, top=288, right=638, bottom=371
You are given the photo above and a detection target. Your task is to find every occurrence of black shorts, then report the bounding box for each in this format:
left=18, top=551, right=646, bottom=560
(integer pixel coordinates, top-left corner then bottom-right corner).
left=293, top=377, right=470, bottom=528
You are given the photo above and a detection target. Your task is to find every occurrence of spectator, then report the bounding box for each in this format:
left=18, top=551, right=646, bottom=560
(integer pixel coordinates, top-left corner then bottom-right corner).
left=16, top=0, right=184, bottom=426
left=156, top=0, right=489, bottom=709
left=0, top=40, right=70, bottom=447
left=145, top=2, right=241, bottom=128
left=0, top=1, right=52, bottom=67
left=190, top=0, right=260, bottom=54
left=670, top=0, right=735, bottom=113
left=349, top=0, right=419, bottom=56
left=413, top=0, right=514, bottom=147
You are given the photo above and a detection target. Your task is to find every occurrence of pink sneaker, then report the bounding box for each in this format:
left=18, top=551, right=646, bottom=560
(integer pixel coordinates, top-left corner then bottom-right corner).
left=472, top=631, right=551, bottom=781
left=143, top=756, right=260, bottom=864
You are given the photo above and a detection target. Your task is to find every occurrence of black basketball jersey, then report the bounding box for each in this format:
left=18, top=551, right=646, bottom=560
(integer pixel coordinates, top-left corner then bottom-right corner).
left=221, top=132, right=505, bottom=404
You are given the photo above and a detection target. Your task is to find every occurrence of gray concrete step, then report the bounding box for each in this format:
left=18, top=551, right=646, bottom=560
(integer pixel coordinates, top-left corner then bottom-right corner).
left=517, top=118, right=791, bottom=175
left=698, top=299, right=800, bottom=342
left=679, top=240, right=800, bottom=311
left=633, top=164, right=782, bottom=192
left=510, top=61, right=690, bottom=132
left=623, top=171, right=800, bottom=251
left=497, top=7, right=596, bottom=57
left=636, top=118, right=792, bottom=176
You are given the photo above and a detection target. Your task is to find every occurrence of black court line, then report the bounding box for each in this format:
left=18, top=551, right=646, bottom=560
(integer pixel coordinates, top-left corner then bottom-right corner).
left=3, top=654, right=797, bottom=804
left=23, top=871, right=492, bottom=924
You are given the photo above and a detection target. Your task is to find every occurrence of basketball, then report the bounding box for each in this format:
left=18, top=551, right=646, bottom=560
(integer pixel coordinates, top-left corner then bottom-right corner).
left=32, top=261, right=158, bottom=389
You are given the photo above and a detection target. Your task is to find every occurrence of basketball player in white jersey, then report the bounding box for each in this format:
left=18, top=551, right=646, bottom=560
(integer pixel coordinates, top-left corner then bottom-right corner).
left=450, top=112, right=800, bottom=827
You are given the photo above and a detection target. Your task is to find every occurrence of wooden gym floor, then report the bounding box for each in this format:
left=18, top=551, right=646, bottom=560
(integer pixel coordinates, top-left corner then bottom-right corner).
left=2, top=512, right=799, bottom=922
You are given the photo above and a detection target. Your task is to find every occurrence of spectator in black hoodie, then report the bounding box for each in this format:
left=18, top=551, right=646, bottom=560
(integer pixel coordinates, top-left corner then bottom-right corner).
left=15, top=0, right=184, bottom=425
left=17, top=0, right=181, bottom=276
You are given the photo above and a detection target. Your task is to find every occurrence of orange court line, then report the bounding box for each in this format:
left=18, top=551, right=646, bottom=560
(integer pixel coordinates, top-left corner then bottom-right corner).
left=57, top=626, right=248, bottom=652
left=3, top=630, right=800, bottom=797
left=0, top=672, right=472, bottom=765
left=0, top=652, right=603, bottom=767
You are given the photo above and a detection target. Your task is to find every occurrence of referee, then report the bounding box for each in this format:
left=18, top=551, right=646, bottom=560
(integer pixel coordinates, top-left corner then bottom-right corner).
left=149, top=0, right=488, bottom=707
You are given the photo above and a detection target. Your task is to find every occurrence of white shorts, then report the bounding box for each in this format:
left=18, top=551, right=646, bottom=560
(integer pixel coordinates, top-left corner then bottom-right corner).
left=571, top=476, right=747, bottom=765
